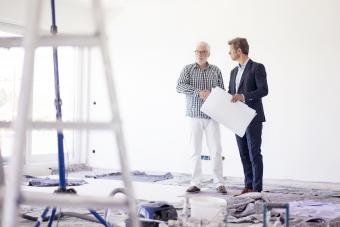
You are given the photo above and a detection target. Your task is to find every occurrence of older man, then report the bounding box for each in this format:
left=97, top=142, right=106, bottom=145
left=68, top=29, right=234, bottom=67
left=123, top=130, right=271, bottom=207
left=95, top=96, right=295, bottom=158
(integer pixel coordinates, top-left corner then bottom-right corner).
left=176, top=41, right=226, bottom=194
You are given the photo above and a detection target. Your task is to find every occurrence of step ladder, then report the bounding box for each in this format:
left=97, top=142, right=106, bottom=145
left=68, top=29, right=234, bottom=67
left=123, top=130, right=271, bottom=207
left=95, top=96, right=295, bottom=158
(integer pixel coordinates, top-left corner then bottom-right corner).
left=0, top=149, right=4, bottom=187
left=0, top=0, right=140, bottom=226
left=0, top=148, right=3, bottom=224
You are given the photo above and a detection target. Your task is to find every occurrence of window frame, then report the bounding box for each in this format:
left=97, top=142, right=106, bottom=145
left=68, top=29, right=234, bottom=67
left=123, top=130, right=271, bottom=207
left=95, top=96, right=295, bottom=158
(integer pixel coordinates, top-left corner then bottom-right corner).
left=0, top=23, right=89, bottom=174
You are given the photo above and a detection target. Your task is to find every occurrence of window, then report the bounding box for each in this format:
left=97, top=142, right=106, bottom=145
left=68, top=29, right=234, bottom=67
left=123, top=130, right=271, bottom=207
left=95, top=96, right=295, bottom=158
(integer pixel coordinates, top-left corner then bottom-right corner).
left=0, top=30, right=84, bottom=167
left=0, top=31, right=22, bottom=158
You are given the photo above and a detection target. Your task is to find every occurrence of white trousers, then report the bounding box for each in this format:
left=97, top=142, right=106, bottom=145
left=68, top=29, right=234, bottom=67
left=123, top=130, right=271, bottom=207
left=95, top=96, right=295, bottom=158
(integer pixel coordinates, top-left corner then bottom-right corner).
left=187, top=118, right=224, bottom=188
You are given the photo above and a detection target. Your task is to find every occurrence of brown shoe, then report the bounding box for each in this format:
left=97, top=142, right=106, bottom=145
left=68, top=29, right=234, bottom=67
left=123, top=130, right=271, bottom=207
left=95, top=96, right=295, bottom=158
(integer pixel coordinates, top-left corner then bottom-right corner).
left=216, top=185, right=227, bottom=194
left=186, top=186, right=201, bottom=193
left=240, top=188, right=254, bottom=195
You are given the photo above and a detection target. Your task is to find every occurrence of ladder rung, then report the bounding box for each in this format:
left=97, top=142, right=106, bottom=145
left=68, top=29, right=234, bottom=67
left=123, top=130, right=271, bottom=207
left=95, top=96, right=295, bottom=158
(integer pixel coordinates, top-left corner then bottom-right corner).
left=0, top=189, right=128, bottom=209
left=22, top=191, right=128, bottom=209
left=0, top=34, right=100, bottom=48
left=29, top=121, right=116, bottom=130
left=0, top=121, right=11, bottom=128
left=0, top=188, right=128, bottom=209
left=0, top=121, right=117, bottom=130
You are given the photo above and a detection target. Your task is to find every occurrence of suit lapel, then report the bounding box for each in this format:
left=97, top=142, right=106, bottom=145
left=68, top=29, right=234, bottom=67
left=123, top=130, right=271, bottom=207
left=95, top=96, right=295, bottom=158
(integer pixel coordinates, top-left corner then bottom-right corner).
left=237, top=59, right=252, bottom=93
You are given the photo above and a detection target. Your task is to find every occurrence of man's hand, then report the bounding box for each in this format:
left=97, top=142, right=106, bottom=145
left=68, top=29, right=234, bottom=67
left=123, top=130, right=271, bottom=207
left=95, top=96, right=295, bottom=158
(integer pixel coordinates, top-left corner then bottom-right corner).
left=199, top=90, right=210, bottom=100
left=231, top=94, right=245, bottom=103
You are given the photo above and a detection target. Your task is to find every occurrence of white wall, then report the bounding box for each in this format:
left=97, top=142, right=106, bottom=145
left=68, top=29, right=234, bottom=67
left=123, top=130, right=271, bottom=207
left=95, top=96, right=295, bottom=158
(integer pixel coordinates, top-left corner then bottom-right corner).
left=102, top=0, right=340, bottom=182
left=1, top=0, right=340, bottom=182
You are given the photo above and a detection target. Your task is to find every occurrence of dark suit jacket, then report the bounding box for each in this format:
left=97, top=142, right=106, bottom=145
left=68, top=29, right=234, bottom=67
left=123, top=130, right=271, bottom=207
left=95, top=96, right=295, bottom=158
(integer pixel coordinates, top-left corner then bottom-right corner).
left=228, top=59, right=268, bottom=122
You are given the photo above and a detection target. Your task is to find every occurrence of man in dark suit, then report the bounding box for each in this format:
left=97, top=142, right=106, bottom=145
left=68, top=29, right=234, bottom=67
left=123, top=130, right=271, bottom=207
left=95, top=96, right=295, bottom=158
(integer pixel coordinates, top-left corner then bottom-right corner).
left=228, top=37, right=268, bottom=194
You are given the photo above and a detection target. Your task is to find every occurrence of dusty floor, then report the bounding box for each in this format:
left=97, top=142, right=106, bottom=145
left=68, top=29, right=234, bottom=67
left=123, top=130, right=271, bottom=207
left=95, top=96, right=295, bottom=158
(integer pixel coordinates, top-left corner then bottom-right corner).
left=13, top=171, right=340, bottom=226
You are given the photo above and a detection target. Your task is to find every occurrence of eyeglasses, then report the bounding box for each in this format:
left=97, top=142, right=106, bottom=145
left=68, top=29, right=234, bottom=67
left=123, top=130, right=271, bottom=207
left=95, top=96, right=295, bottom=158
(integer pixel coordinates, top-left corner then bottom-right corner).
left=195, top=50, right=208, bottom=54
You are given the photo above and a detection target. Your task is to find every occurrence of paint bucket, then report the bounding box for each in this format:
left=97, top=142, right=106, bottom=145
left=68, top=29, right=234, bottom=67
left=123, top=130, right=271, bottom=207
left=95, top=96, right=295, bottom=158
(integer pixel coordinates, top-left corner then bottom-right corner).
left=190, top=196, right=227, bottom=222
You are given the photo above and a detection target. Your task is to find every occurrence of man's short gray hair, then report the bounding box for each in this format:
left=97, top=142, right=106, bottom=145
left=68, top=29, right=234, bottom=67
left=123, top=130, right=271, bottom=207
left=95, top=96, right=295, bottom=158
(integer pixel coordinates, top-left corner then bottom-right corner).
left=196, top=41, right=210, bottom=52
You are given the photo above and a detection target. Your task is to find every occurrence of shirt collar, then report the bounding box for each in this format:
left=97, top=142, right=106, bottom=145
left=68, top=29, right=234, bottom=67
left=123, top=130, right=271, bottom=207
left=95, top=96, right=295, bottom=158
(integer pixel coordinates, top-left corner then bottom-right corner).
left=238, top=58, right=250, bottom=70
left=195, top=62, right=210, bottom=69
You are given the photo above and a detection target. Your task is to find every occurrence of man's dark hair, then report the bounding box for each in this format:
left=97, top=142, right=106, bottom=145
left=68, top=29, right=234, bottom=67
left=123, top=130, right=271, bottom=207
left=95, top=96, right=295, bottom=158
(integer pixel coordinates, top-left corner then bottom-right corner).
left=228, top=37, right=249, bottom=55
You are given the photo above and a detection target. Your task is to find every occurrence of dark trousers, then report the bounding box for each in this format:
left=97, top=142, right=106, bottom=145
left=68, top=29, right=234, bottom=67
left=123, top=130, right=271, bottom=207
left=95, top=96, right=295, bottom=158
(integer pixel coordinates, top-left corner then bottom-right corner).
left=236, top=121, right=263, bottom=192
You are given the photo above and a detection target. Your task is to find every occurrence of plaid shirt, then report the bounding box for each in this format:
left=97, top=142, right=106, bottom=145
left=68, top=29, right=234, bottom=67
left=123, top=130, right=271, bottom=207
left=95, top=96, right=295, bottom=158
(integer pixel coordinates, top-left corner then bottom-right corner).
left=177, top=63, right=225, bottom=119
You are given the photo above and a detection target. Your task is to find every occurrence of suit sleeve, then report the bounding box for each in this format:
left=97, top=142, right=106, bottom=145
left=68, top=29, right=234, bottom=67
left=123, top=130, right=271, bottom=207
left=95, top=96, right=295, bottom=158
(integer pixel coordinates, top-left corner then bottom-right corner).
left=176, top=67, right=200, bottom=97
left=243, top=64, right=268, bottom=101
left=228, top=69, right=234, bottom=94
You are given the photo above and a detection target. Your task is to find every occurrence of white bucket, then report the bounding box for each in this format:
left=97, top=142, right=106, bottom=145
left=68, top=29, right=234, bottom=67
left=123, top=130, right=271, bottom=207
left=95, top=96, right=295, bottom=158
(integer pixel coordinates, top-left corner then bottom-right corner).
left=190, top=196, right=227, bottom=221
